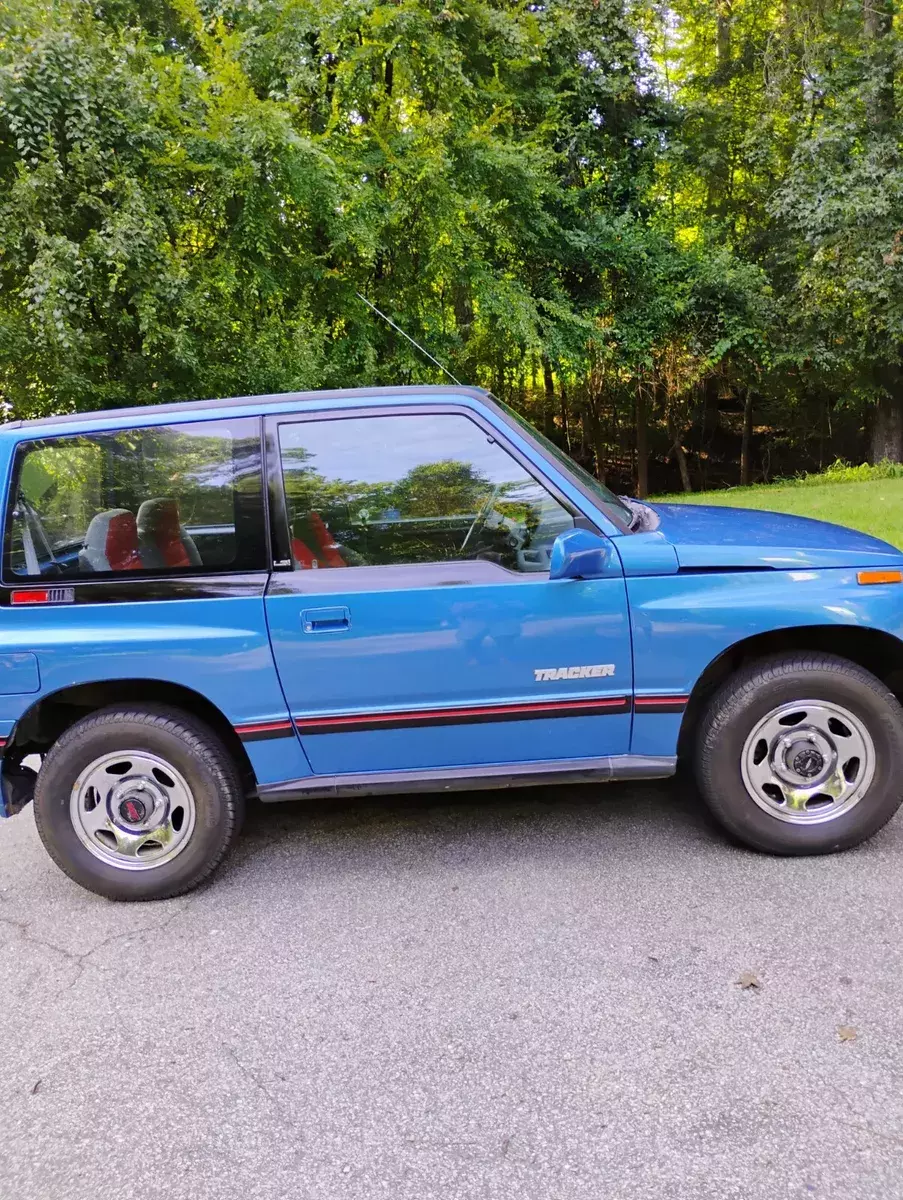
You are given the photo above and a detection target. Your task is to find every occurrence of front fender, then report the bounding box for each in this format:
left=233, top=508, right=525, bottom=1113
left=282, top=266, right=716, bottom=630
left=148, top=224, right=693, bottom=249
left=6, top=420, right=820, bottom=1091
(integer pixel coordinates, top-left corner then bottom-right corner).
left=627, top=566, right=903, bottom=757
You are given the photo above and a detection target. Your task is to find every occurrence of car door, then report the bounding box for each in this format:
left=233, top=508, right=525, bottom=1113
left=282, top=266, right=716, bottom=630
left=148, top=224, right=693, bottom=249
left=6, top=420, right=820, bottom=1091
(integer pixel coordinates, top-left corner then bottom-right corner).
left=264, top=403, right=633, bottom=776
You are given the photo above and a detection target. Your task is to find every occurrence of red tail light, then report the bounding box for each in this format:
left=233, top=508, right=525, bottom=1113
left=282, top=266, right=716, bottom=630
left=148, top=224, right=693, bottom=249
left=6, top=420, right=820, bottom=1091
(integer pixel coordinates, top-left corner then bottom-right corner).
left=11, top=589, right=50, bottom=605
left=11, top=587, right=74, bottom=605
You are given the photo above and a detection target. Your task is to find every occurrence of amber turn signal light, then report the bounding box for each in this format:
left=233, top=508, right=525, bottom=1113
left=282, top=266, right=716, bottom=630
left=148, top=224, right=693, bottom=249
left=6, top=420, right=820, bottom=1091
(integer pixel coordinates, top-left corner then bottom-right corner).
left=857, top=570, right=903, bottom=585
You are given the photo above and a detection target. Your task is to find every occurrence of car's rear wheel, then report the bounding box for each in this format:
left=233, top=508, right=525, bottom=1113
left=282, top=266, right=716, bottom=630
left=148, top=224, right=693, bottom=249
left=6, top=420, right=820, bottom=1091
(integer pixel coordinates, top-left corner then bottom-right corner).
left=696, top=652, right=903, bottom=854
left=33, top=705, right=243, bottom=900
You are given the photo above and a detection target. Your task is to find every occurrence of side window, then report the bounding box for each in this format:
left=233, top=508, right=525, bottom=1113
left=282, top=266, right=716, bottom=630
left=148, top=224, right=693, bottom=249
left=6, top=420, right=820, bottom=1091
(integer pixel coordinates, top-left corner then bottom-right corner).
left=277, top=412, right=577, bottom=574
left=4, top=417, right=264, bottom=579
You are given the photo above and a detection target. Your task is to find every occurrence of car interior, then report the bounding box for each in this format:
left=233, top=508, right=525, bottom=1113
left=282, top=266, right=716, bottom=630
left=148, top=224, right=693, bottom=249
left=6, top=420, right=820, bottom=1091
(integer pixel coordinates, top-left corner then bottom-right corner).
left=12, top=495, right=227, bottom=577
left=287, top=499, right=570, bottom=573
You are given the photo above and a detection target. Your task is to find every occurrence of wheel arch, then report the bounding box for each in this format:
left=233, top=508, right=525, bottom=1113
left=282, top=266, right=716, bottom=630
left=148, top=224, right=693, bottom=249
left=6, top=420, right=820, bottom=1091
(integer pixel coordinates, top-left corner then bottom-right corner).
left=677, top=624, right=903, bottom=763
left=6, top=678, right=257, bottom=793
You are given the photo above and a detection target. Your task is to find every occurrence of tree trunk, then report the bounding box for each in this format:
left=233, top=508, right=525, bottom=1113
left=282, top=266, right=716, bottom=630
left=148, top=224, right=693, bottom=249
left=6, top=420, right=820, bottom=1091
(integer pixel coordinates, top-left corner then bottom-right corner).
left=870, top=393, right=903, bottom=463
left=673, top=441, right=692, bottom=492
left=666, top=405, right=692, bottom=492
left=541, top=355, right=556, bottom=437
left=708, top=2, right=734, bottom=217
left=740, top=389, right=754, bottom=485
left=700, top=374, right=720, bottom=442
left=584, top=393, right=607, bottom=484
left=635, top=382, right=649, bottom=499
left=579, top=395, right=589, bottom=457
left=453, top=285, right=473, bottom=343
left=559, top=376, right=570, bottom=450
left=864, top=0, right=895, bottom=128
left=716, top=1, right=732, bottom=70
left=862, top=2, right=898, bottom=461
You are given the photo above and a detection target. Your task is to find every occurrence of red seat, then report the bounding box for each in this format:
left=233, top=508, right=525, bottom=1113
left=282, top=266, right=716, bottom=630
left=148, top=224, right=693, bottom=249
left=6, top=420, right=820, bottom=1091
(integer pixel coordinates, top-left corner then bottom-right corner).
left=79, top=510, right=142, bottom=572
left=291, top=512, right=346, bottom=569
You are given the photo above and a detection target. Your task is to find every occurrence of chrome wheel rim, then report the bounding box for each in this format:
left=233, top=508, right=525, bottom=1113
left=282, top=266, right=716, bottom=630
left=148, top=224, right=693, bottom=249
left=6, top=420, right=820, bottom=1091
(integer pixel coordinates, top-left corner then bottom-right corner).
left=740, top=699, right=875, bottom=825
left=70, top=750, right=196, bottom=871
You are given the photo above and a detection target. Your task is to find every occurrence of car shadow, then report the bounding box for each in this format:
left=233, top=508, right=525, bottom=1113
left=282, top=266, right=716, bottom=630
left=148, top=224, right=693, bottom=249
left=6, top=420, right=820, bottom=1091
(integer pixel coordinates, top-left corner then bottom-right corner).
left=228, top=774, right=725, bottom=879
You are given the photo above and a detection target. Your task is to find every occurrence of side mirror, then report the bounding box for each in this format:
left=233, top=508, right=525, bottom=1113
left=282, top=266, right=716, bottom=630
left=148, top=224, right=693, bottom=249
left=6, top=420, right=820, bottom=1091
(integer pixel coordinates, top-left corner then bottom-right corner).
left=549, top=528, right=611, bottom=581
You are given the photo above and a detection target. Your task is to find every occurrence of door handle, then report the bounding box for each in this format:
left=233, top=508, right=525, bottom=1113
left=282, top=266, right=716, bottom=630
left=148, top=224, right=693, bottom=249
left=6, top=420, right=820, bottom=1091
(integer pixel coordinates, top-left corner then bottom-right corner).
left=302, top=606, right=351, bottom=633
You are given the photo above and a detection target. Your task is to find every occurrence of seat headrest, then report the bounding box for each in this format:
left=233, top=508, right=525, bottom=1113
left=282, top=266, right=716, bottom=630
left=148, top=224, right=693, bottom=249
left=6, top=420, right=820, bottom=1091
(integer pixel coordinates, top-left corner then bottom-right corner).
left=137, top=498, right=182, bottom=539
left=82, top=509, right=141, bottom=571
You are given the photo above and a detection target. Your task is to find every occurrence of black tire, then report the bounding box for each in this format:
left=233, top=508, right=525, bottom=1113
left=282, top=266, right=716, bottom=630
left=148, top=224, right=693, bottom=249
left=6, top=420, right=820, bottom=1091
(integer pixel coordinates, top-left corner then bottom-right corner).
left=33, top=705, right=244, bottom=901
left=696, top=652, right=903, bottom=855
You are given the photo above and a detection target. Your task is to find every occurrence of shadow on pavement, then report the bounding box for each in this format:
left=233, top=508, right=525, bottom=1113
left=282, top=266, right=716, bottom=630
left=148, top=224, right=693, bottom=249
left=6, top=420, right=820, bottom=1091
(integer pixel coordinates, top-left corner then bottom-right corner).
left=233, top=774, right=723, bottom=866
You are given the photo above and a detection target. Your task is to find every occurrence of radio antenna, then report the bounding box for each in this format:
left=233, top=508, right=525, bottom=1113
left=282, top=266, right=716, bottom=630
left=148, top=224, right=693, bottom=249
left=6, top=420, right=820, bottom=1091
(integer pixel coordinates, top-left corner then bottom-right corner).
left=355, top=292, right=463, bottom=386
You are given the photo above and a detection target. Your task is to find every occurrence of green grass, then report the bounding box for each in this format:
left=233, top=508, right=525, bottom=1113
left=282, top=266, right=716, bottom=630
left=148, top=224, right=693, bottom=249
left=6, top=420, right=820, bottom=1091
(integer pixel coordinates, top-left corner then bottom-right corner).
left=652, top=476, right=903, bottom=549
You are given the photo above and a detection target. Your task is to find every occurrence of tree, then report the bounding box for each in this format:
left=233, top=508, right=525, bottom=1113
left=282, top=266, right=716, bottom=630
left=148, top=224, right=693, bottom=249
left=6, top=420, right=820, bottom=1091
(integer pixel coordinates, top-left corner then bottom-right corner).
left=1, top=0, right=899, bottom=489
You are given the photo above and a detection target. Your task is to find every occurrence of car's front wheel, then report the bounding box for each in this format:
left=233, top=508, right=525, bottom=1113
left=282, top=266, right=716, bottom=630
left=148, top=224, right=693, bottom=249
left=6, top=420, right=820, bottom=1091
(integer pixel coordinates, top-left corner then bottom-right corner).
left=33, top=705, right=244, bottom=900
left=696, top=652, right=903, bottom=854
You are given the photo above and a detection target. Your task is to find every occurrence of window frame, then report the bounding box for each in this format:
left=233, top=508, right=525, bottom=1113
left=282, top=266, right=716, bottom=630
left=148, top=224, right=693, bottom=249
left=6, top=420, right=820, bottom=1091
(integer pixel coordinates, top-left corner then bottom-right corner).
left=264, top=404, right=600, bottom=581
left=2, top=415, right=269, bottom=586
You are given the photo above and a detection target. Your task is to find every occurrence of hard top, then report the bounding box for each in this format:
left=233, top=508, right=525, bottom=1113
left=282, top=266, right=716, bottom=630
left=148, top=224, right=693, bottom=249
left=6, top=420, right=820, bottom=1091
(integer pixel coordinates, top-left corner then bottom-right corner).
left=2, top=385, right=492, bottom=433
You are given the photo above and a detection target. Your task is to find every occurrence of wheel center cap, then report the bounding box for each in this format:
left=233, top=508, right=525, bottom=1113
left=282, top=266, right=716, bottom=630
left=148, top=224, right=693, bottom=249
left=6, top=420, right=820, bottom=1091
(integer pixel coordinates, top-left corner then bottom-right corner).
left=791, top=748, right=824, bottom=779
left=119, top=797, right=147, bottom=824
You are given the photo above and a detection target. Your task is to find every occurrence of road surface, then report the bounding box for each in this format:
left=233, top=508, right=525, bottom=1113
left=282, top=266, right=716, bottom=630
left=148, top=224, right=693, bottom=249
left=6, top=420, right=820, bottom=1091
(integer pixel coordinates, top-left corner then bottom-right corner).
left=1, top=780, right=901, bottom=1199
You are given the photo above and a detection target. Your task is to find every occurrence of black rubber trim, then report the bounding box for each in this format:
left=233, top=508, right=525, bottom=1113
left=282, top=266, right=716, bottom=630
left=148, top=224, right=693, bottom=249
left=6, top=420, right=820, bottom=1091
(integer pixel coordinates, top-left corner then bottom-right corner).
left=257, top=754, right=677, bottom=802
left=291, top=694, right=691, bottom=735
left=0, top=763, right=36, bottom=818
left=0, top=572, right=269, bottom=605
left=633, top=696, right=689, bottom=714
left=264, top=421, right=292, bottom=570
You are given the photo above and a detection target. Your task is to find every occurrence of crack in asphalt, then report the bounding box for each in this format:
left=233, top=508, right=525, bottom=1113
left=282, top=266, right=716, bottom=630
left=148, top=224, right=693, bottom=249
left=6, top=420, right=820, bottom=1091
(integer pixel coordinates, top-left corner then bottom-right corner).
left=0, top=899, right=194, bottom=997
left=222, top=1044, right=299, bottom=1129
left=841, top=1120, right=903, bottom=1149
left=828, top=1082, right=903, bottom=1150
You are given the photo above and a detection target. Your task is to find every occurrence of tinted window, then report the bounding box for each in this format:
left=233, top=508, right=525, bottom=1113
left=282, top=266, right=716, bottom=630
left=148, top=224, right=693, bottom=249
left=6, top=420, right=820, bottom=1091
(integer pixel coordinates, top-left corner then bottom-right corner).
left=278, top=412, right=576, bottom=573
left=5, top=418, right=264, bottom=579
left=493, top=396, right=633, bottom=532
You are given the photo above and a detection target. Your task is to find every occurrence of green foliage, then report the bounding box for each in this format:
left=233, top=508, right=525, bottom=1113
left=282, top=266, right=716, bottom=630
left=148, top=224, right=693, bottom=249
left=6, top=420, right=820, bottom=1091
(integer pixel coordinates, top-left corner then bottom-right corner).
left=792, top=460, right=903, bottom=486
left=660, top=459, right=903, bottom=497
left=0, top=0, right=901, bottom=491
left=392, top=461, right=491, bottom=518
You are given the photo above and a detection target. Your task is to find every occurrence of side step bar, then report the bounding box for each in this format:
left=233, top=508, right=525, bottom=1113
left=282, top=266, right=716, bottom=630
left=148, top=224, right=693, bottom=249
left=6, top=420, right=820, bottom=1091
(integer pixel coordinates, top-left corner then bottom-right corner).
left=256, top=755, right=677, bottom=803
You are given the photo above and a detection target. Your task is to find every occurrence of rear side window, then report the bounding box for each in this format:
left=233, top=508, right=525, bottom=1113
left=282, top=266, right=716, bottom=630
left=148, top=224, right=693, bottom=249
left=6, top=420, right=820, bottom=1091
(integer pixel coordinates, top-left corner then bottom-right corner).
left=4, top=417, right=265, bottom=580
left=277, top=412, right=577, bottom=573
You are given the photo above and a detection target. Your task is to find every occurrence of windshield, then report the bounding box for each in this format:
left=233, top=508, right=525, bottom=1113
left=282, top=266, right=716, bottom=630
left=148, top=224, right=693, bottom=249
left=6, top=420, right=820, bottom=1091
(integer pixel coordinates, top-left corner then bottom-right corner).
left=492, top=397, right=634, bottom=533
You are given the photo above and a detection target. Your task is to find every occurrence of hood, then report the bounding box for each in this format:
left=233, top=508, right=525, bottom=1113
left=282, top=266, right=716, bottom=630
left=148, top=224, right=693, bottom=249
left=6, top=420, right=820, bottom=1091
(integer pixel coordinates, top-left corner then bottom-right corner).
left=645, top=502, right=903, bottom=570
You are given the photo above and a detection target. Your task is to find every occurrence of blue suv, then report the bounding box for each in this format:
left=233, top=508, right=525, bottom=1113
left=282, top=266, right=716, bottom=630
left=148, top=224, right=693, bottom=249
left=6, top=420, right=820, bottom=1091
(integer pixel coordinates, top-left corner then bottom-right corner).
left=2, top=385, right=903, bottom=901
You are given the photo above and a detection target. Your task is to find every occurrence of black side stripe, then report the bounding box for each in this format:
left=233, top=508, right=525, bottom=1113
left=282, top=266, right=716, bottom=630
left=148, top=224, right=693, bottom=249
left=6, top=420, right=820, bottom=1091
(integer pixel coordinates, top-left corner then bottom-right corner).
left=634, top=696, right=690, bottom=715
left=236, top=695, right=690, bottom=742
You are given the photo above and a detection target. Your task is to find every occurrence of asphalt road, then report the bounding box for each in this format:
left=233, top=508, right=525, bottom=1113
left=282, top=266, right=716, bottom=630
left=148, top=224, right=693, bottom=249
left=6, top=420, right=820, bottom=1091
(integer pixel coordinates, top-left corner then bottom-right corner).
left=1, top=779, right=902, bottom=1200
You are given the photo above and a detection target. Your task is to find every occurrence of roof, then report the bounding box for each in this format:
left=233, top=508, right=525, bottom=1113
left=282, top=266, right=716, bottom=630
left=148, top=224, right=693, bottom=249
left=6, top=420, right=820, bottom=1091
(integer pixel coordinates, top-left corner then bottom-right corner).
left=2, top=384, right=492, bottom=432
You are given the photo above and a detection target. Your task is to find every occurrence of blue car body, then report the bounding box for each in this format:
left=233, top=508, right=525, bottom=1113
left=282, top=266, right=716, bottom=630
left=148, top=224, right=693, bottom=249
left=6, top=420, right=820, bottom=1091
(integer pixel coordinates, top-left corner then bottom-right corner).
left=1, top=384, right=902, bottom=817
